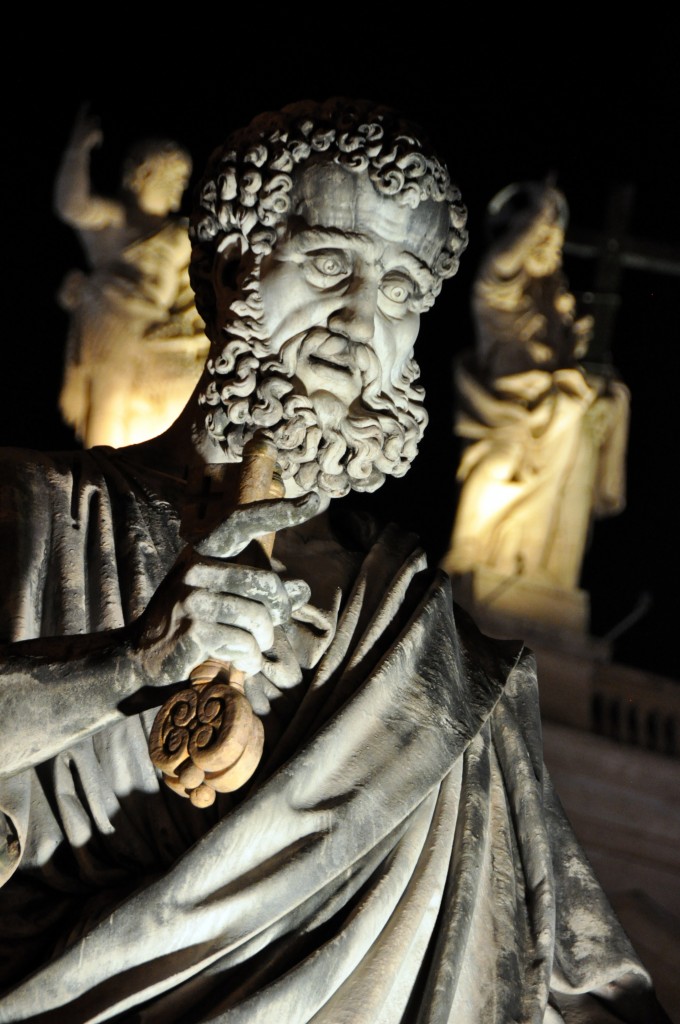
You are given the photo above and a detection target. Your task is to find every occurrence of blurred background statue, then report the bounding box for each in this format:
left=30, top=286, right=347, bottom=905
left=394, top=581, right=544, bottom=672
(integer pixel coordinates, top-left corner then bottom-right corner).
left=54, top=106, right=209, bottom=449
left=442, top=181, right=630, bottom=641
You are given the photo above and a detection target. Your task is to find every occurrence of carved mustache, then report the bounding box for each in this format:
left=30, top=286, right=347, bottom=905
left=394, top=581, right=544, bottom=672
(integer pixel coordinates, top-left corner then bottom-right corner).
left=298, top=329, right=374, bottom=380
left=262, top=328, right=375, bottom=388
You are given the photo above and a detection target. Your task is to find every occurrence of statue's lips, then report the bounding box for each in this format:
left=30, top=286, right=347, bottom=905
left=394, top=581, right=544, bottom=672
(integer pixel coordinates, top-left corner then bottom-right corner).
left=302, top=334, right=362, bottom=374
left=296, top=334, right=364, bottom=405
left=308, top=354, right=355, bottom=375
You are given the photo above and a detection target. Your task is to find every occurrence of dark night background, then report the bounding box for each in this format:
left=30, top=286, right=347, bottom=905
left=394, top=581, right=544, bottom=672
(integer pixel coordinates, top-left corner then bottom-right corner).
left=3, top=50, right=678, bottom=682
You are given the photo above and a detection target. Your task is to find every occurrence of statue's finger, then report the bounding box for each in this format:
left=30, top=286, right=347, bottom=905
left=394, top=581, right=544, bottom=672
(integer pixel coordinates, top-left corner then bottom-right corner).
left=186, top=592, right=276, bottom=652
left=192, top=621, right=263, bottom=677
left=283, top=579, right=312, bottom=611
left=261, top=629, right=303, bottom=689
left=183, top=564, right=292, bottom=623
left=194, top=492, right=320, bottom=558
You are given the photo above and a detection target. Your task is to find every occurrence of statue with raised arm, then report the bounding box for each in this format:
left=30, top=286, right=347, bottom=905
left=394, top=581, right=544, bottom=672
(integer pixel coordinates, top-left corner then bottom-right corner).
left=443, top=182, right=630, bottom=639
left=54, top=106, right=209, bottom=448
left=0, top=103, right=667, bottom=1023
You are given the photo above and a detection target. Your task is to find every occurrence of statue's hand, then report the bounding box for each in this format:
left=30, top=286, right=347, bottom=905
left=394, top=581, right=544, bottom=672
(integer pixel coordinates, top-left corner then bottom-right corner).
left=130, top=493, right=318, bottom=688
left=69, top=102, right=103, bottom=153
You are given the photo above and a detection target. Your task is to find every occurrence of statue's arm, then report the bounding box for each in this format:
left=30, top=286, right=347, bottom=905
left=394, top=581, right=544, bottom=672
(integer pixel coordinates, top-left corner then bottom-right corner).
left=0, top=494, right=317, bottom=777
left=0, top=627, right=148, bottom=775
left=53, top=106, right=125, bottom=231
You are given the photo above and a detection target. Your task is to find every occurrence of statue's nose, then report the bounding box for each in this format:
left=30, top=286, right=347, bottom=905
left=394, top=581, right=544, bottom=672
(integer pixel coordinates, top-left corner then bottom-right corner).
left=328, top=281, right=377, bottom=343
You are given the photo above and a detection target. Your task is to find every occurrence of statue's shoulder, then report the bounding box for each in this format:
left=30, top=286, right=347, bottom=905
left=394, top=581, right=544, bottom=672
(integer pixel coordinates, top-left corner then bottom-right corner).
left=0, top=446, right=76, bottom=488
left=0, top=445, right=105, bottom=481
left=0, top=446, right=133, bottom=512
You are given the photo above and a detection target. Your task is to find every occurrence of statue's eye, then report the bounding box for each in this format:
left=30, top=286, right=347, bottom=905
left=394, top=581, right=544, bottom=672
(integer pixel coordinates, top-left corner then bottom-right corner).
left=381, top=274, right=417, bottom=305
left=309, top=250, right=350, bottom=278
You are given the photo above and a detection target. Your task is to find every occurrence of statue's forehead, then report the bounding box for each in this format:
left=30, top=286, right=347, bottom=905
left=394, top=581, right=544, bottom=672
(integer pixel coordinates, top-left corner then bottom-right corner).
left=289, top=163, right=448, bottom=268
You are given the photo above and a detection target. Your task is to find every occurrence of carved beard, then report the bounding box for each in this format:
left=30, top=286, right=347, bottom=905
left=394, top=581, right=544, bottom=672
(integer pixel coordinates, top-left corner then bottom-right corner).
left=201, top=330, right=428, bottom=499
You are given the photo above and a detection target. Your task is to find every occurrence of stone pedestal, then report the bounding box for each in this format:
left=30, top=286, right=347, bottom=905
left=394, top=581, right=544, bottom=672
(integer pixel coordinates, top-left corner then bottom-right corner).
left=450, top=567, right=601, bottom=652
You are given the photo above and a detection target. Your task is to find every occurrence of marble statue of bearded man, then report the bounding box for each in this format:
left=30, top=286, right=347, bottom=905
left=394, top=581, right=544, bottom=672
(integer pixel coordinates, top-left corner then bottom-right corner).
left=0, top=99, right=669, bottom=1023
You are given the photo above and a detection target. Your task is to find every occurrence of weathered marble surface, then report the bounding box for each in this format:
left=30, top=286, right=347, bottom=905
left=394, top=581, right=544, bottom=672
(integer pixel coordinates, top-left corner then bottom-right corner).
left=0, top=101, right=668, bottom=1022
left=0, top=446, right=660, bottom=1023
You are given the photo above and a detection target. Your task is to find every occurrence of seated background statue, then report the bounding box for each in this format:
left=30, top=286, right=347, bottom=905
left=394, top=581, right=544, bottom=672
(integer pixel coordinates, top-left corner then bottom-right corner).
left=442, top=181, right=630, bottom=636
left=54, top=106, right=209, bottom=448
left=0, top=102, right=668, bottom=1022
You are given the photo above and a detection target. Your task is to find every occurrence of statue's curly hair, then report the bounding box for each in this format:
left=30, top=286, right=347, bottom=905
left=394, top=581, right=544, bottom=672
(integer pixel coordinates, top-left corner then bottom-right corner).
left=189, top=97, right=468, bottom=333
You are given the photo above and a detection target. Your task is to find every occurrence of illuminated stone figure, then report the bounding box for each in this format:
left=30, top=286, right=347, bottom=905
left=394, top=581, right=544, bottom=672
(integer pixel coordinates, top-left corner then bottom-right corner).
left=0, top=103, right=667, bottom=1022
left=443, top=182, right=629, bottom=637
left=54, top=106, right=209, bottom=448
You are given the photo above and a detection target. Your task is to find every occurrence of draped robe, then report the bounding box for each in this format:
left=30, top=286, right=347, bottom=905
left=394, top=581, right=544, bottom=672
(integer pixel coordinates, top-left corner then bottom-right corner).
left=0, top=446, right=664, bottom=1023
